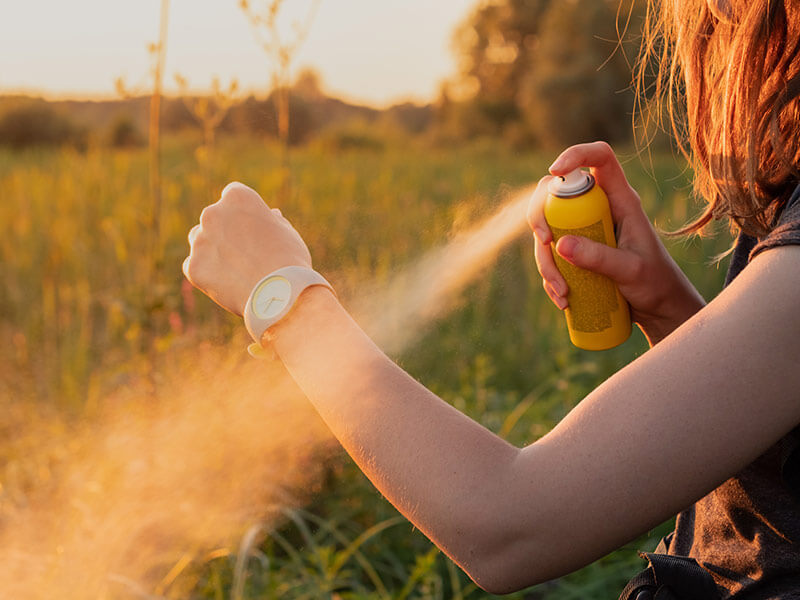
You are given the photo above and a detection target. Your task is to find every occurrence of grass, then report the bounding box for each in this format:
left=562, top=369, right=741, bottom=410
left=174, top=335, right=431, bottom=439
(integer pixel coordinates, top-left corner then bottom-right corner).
left=0, top=134, right=734, bottom=598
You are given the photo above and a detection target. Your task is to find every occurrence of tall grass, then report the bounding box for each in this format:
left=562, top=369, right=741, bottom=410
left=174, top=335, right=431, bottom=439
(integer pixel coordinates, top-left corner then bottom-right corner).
left=0, top=135, right=733, bottom=598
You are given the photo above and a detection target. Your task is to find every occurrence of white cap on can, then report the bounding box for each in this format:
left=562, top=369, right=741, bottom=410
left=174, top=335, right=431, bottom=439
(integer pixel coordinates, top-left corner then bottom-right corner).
left=548, top=168, right=593, bottom=197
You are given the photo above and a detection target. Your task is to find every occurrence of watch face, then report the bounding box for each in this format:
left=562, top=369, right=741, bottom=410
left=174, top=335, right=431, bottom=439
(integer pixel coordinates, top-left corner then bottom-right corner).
left=252, top=276, right=292, bottom=319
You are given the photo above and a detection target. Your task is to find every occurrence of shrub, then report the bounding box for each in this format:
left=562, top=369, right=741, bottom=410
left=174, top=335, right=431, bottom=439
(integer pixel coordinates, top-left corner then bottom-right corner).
left=314, top=121, right=387, bottom=152
left=519, top=0, right=640, bottom=148
left=0, top=103, right=86, bottom=149
left=107, top=114, right=145, bottom=148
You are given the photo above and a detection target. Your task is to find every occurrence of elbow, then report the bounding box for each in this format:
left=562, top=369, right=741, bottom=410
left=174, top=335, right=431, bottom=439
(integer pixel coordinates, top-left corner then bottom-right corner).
left=457, top=560, right=516, bottom=595
left=463, top=547, right=550, bottom=596
left=453, top=524, right=551, bottom=594
left=445, top=449, right=561, bottom=593
left=469, top=573, right=526, bottom=596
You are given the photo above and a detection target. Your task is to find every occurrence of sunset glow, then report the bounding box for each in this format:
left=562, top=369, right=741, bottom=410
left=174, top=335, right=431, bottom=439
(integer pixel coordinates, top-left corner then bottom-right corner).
left=0, top=0, right=477, bottom=106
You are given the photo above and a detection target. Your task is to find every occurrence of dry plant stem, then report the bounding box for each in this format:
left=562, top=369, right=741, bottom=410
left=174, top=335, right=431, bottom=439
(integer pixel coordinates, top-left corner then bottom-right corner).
left=277, top=79, right=290, bottom=201
left=146, top=0, right=170, bottom=392
left=240, top=0, right=321, bottom=201
left=149, top=0, right=169, bottom=278
left=175, top=76, right=239, bottom=196
left=176, top=76, right=239, bottom=154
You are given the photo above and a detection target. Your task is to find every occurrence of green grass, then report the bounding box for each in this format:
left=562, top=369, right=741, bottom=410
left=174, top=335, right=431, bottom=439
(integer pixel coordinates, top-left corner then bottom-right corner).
left=0, top=135, right=734, bottom=598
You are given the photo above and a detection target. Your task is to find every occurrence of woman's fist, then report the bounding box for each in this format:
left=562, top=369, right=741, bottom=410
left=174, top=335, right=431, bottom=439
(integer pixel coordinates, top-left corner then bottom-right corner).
left=183, top=182, right=312, bottom=316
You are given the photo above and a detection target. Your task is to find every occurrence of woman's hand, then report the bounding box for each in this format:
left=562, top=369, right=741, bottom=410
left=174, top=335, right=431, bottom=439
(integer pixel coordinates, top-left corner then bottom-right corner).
left=527, top=142, right=706, bottom=346
left=183, top=181, right=312, bottom=316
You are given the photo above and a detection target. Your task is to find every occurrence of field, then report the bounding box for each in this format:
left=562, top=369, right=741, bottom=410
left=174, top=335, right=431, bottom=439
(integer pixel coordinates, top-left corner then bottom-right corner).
left=0, top=135, right=735, bottom=598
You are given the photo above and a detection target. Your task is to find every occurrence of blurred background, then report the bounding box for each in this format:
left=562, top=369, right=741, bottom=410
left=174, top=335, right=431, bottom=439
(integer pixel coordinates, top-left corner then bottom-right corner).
left=0, top=1, right=734, bottom=598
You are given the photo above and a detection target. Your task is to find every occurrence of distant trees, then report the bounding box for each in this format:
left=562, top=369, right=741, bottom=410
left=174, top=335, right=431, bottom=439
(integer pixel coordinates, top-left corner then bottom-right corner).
left=451, top=0, right=550, bottom=137
left=0, top=104, right=86, bottom=150
left=217, top=89, right=318, bottom=144
left=446, top=0, right=645, bottom=148
left=108, top=114, right=145, bottom=148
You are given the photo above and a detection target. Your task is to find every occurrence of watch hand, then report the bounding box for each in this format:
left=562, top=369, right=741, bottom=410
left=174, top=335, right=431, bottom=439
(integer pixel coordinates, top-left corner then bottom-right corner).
left=264, top=297, right=287, bottom=312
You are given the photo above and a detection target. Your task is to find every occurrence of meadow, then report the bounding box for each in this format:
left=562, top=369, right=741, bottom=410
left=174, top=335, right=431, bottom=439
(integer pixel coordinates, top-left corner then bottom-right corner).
left=0, top=134, right=735, bottom=598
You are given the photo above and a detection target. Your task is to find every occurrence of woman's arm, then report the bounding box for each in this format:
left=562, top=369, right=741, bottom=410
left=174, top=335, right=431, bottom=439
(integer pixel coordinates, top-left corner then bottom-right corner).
left=264, top=246, right=800, bottom=593
left=185, top=182, right=800, bottom=594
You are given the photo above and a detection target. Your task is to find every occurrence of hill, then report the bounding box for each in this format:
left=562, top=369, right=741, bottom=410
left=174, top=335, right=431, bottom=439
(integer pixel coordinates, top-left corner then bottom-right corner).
left=0, top=91, right=433, bottom=147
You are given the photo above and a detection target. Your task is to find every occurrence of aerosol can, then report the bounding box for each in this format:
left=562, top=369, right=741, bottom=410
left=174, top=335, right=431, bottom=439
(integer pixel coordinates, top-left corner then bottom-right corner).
left=544, top=169, right=631, bottom=350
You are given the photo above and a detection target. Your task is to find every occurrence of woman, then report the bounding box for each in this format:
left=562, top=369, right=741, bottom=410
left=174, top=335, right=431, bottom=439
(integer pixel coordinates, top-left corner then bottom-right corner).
left=182, top=0, right=800, bottom=597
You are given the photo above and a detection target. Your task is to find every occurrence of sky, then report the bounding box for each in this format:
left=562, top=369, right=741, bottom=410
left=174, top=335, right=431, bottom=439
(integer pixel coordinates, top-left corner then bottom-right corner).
left=0, top=0, right=478, bottom=107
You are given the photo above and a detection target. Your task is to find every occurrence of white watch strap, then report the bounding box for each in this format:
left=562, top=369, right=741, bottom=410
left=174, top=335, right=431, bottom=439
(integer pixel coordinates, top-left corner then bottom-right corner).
left=244, top=266, right=334, bottom=355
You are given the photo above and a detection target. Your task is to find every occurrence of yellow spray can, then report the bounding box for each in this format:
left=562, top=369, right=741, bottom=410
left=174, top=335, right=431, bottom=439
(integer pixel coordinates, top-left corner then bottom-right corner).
left=544, top=169, right=631, bottom=350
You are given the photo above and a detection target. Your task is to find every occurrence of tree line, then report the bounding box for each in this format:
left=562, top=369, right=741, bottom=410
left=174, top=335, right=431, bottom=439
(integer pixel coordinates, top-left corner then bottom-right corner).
left=0, top=0, right=648, bottom=151
left=441, top=0, right=647, bottom=148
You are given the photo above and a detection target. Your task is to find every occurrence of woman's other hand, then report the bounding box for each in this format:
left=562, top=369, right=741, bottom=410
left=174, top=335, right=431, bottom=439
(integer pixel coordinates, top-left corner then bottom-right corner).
left=183, top=182, right=312, bottom=316
left=527, top=141, right=706, bottom=346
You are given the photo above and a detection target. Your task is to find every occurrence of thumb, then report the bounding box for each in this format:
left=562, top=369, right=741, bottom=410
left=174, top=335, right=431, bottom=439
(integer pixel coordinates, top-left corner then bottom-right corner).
left=555, top=235, right=640, bottom=283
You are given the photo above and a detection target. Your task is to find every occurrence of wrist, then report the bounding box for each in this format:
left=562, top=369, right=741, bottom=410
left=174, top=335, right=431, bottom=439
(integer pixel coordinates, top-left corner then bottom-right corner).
left=265, top=285, right=341, bottom=358
left=244, top=266, right=335, bottom=358
left=641, top=289, right=706, bottom=346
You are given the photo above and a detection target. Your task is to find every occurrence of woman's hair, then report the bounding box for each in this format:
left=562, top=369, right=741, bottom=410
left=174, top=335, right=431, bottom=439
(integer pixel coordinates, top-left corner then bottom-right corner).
left=637, top=0, right=800, bottom=237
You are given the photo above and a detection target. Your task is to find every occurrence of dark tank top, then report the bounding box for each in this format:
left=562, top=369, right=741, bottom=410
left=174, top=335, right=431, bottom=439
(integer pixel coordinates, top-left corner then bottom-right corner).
left=622, top=186, right=800, bottom=600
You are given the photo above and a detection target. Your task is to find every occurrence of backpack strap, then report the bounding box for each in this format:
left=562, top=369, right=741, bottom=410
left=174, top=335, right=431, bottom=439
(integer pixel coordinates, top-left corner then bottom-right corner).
left=618, top=538, right=720, bottom=600
left=779, top=425, right=800, bottom=500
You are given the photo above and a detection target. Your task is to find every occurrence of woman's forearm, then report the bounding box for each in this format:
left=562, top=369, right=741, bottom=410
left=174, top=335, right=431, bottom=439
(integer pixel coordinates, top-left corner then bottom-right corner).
left=181, top=183, right=541, bottom=591
left=269, top=286, right=523, bottom=591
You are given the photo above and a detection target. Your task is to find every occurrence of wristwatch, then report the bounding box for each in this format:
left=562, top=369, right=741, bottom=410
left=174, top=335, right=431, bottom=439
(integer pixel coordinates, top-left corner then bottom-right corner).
left=243, top=265, right=335, bottom=358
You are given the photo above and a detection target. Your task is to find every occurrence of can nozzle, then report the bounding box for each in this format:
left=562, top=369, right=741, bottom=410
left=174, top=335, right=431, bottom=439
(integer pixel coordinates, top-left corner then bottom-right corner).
left=550, top=168, right=592, bottom=196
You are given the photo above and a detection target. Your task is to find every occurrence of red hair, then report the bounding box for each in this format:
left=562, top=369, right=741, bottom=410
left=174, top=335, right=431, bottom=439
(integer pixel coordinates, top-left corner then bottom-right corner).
left=638, top=0, right=800, bottom=236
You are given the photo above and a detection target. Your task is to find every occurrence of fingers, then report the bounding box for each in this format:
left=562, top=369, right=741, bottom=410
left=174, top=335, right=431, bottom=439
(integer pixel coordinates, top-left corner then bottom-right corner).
left=548, top=141, right=640, bottom=220
left=534, top=227, right=568, bottom=311
left=182, top=256, right=191, bottom=280
left=220, top=181, right=267, bottom=207
left=183, top=252, right=203, bottom=286
left=200, top=184, right=285, bottom=233
left=555, top=235, right=644, bottom=284
left=188, top=224, right=201, bottom=245
left=199, top=202, right=219, bottom=229
left=272, top=207, right=290, bottom=224
left=527, top=175, right=555, bottom=244
left=529, top=175, right=568, bottom=310
left=548, top=141, right=625, bottom=189
left=184, top=225, right=202, bottom=284
left=184, top=181, right=283, bottom=285
left=543, top=280, right=568, bottom=310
